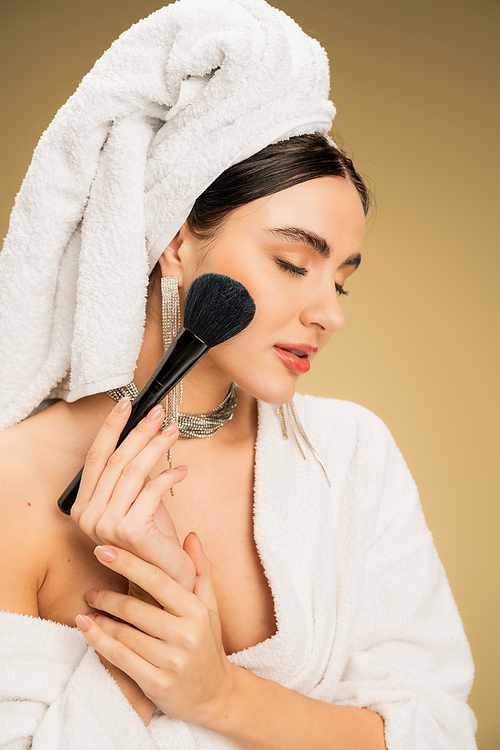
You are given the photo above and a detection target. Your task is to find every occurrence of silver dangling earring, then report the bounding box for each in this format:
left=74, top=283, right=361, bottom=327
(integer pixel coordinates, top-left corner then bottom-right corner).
left=106, top=277, right=182, bottom=414
left=107, top=277, right=182, bottom=496
left=277, top=401, right=331, bottom=487
left=161, top=277, right=183, bottom=427
left=161, top=277, right=182, bottom=490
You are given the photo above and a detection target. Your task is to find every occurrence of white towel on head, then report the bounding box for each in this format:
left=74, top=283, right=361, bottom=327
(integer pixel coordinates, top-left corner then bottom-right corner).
left=0, top=0, right=335, bottom=430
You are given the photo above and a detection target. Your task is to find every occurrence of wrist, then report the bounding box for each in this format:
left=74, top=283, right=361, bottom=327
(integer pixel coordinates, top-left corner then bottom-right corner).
left=198, top=661, right=248, bottom=735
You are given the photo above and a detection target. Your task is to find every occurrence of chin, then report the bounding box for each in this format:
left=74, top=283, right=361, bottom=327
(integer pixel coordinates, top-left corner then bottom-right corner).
left=235, top=373, right=298, bottom=406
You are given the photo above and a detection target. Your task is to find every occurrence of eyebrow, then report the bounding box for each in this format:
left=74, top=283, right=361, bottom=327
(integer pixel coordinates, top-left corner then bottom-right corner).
left=266, top=226, right=362, bottom=269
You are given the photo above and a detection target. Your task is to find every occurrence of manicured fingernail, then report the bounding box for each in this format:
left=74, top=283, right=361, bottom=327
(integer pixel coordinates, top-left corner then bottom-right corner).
left=94, top=546, right=117, bottom=562
left=162, top=423, right=178, bottom=436
left=76, top=614, right=92, bottom=632
left=188, top=531, right=200, bottom=546
left=113, top=397, right=130, bottom=414
left=85, top=589, right=97, bottom=604
left=87, top=613, right=97, bottom=620
left=147, top=404, right=164, bottom=420
left=175, top=465, right=188, bottom=471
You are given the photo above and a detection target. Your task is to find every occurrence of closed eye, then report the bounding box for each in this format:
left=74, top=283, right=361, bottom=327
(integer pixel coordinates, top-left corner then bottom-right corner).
left=276, top=258, right=349, bottom=296
left=275, top=258, right=307, bottom=276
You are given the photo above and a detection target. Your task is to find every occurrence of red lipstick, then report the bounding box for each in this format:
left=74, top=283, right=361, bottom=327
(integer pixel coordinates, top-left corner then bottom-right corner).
left=273, top=343, right=317, bottom=375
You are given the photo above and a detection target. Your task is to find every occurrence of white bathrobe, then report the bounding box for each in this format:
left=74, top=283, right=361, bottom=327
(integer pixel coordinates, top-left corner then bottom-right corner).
left=0, top=395, right=477, bottom=749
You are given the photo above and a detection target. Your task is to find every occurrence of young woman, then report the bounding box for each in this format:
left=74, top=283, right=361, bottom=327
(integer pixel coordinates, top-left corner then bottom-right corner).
left=0, top=1, right=476, bottom=748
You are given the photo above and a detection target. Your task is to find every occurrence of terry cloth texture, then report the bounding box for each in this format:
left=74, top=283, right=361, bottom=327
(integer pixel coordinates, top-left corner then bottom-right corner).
left=0, top=397, right=477, bottom=749
left=0, top=0, right=335, bottom=430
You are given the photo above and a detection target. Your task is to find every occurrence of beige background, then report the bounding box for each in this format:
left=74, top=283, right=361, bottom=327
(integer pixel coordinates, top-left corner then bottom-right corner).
left=1, top=0, right=498, bottom=746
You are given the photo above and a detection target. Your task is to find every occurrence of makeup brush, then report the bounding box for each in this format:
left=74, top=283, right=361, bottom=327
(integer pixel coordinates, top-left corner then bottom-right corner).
left=57, top=273, right=255, bottom=514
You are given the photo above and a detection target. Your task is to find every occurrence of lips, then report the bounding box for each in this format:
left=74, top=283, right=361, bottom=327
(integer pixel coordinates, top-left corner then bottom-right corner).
left=273, top=343, right=317, bottom=375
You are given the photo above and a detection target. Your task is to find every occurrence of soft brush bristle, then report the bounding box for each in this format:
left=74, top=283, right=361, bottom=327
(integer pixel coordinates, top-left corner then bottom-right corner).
left=183, top=273, right=256, bottom=348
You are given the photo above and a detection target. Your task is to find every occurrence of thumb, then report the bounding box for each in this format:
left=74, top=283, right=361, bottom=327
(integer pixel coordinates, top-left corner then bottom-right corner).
left=183, top=532, right=218, bottom=613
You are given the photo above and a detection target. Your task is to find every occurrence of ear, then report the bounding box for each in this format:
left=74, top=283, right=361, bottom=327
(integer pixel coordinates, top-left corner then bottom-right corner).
left=157, top=227, right=186, bottom=286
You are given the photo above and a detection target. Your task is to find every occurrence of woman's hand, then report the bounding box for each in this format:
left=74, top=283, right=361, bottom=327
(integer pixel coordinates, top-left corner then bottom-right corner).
left=71, top=397, right=196, bottom=593
left=76, top=535, right=238, bottom=727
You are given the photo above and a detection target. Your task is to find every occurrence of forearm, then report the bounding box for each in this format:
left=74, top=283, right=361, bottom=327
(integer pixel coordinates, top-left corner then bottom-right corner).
left=204, top=666, right=387, bottom=750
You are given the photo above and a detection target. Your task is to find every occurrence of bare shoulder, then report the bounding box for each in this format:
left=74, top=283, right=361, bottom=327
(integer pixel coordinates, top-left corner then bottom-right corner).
left=0, top=412, right=78, bottom=617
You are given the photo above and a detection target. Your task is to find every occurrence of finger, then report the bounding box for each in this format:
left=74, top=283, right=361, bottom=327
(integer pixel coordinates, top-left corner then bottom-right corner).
left=184, top=533, right=219, bottom=614
left=92, top=429, right=181, bottom=541
left=75, top=614, right=160, bottom=685
left=82, top=405, right=166, bottom=516
left=97, top=426, right=180, bottom=524
left=71, top=398, right=132, bottom=523
left=98, top=466, right=187, bottom=552
left=76, top=408, right=173, bottom=540
left=92, top=612, right=167, bottom=667
left=94, top=545, right=196, bottom=617
left=124, top=465, right=188, bottom=526
left=154, top=482, right=185, bottom=537
left=85, top=588, right=176, bottom=640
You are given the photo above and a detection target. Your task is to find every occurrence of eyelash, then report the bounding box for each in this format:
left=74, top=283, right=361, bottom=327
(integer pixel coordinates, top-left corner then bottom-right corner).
left=275, top=258, right=349, bottom=297
left=276, top=258, right=307, bottom=276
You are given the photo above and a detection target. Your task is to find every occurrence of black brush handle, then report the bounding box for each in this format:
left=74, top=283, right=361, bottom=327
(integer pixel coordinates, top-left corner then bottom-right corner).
left=57, top=328, right=208, bottom=515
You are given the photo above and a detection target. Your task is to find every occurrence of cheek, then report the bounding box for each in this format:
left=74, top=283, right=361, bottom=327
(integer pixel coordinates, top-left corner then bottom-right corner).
left=248, top=286, right=287, bottom=327
left=240, top=281, right=298, bottom=349
left=207, top=294, right=283, bottom=373
left=197, top=226, right=322, bottom=349
left=216, top=305, right=274, bottom=359
left=200, top=245, right=293, bottom=328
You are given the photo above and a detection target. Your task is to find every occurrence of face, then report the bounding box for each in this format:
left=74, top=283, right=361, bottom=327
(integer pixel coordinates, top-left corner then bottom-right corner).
left=169, top=176, right=365, bottom=405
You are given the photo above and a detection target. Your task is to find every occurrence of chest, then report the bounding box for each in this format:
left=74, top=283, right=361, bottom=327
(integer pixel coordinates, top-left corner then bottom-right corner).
left=39, top=442, right=277, bottom=656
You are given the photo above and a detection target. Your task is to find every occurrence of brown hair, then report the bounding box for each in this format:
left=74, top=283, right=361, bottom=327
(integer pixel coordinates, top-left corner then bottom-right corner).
left=186, top=133, right=370, bottom=242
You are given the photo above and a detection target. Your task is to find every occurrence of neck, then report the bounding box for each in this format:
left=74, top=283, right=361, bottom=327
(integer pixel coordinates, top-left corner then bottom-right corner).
left=167, top=357, right=258, bottom=445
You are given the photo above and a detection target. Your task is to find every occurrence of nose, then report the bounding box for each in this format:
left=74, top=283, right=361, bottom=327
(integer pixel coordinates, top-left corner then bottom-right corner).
left=299, top=293, right=345, bottom=334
